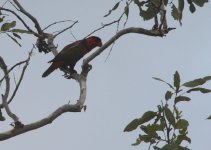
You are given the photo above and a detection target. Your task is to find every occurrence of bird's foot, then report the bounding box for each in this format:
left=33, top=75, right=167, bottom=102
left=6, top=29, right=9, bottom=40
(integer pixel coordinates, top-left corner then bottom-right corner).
left=63, top=69, right=77, bottom=79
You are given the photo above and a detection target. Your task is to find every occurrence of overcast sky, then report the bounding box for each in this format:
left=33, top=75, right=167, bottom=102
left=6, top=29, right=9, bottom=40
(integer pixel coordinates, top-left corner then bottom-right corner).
left=1, top=0, right=211, bottom=150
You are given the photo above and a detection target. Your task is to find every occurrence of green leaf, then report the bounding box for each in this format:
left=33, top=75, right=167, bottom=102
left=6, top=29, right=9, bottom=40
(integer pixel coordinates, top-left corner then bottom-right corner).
left=207, top=116, right=211, bottom=119
left=174, top=105, right=181, bottom=120
left=139, top=6, right=158, bottom=21
left=124, top=119, right=140, bottom=132
left=192, top=0, right=208, bottom=7
left=1, top=21, right=16, bottom=31
left=104, top=1, right=120, bottom=17
left=165, top=91, right=172, bottom=101
left=174, top=71, right=180, bottom=92
left=187, top=87, right=211, bottom=93
left=139, top=111, right=157, bottom=124
left=6, top=33, right=21, bottom=47
left=132, top=137, right=141, bottom=146
left=165, top=107, right=175, bottom=126
left=171, top=5, right=180, bottom=21
left=139, top=134, right=154, bottom=143
left=183, top=76, right=211, bottom=87
left=171, top=0, right=184, bottom=25
left=0, top=17, right=4, bottom=23
left=11, top=29, right=33, bottom=34
left=189, top=3, right=196, bottom=13
left=178, top=0, right=185, bottom=14
left=175, top=96, right=191, bottom=104
left=124, top=2, right=129, bottom=18
left=175, top=119, right=189, bottom=129
left=176, top=134, right=191, bottom=145
left=13, top=33, right=21, bottom=39
left=152, top=77, right=175, bottom=90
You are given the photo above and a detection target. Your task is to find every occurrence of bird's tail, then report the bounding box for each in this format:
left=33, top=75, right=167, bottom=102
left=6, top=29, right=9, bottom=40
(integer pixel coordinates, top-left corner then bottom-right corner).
left=42, top=65, right=56, bottom=77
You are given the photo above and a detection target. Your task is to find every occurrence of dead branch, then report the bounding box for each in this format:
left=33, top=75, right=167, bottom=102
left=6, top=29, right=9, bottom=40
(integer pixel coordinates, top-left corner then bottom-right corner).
left=53, top=21, right=79, bottom=38
left=0, top=61, right=90, bottom=141
left=42, top=20, right=76, bottom=31
left=83, top=27, right=170, bottom=65
left=7, top=46, right=34, bottom=105
left=0, top=56, right=19, bottom=123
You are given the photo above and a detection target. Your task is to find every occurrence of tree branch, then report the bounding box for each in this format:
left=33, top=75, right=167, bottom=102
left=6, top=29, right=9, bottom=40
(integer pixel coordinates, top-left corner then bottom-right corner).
left=0, top=56, right=19, bottom=122
left=83, top=27, right=167, bottom=65
left=0, top=61, right=90, bottom=141
left=12, top=0, right=42, bottom=34
left=0, top=7, right=37, bottom=35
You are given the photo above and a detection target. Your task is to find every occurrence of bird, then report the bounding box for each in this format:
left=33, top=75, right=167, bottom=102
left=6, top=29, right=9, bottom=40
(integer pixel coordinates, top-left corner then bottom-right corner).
left=42, top=36, right=102, bottom=77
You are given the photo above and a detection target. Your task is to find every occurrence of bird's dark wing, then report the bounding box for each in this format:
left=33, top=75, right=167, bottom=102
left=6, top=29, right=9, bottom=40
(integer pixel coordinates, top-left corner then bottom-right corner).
left=49, top=40, right=82, bottom=63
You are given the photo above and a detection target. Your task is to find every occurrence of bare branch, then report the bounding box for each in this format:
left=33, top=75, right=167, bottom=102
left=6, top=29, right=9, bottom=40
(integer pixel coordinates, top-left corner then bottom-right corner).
left=53, top=21, right=79, bottom=38
left=0, top=61, right=90, bottom=141
left=83, top=27, right=169, bottom=65
left=0, top=60, right=27, bottom=83
left=12, top=0, right=42, bottom=34
left=0, top=56, right=19, bottom=122
left=86, top=20, right=119, bottom=38
left=7, top=46, right=34, bottom=105
left=42, top=20, right=76, bottom=31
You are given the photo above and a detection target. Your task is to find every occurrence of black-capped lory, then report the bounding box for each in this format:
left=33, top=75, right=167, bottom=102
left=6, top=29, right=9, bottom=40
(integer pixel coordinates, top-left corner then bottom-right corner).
left=42, top=36, right=102, bottom=77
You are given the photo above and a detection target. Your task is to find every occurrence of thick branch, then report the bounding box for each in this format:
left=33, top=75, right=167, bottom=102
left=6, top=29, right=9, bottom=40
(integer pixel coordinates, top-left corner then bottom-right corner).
left=0, top=104, right=82, bottom=141
left=12, top=0, right=42, bottom=34
left=0, top=54, right=89, bottom=141
left=83, top=27, right=165, bottom=65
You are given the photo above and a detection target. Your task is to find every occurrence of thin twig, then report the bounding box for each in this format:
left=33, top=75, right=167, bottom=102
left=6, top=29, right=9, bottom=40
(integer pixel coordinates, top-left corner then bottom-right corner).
left=0, top=56, right=19, bottom=122
left=86, top=20, right=119, bottom=38
left=0, top=60, right=27, bottom=83
left=53, top=21, right=78, bottom=38
left=43, top=20, right=76, bottom=31
left=7, top=46, right=34, bottom=105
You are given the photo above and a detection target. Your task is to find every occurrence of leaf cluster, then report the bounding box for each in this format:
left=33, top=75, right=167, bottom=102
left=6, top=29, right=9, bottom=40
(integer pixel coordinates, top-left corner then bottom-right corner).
left=104, top=0, right=208, bottom=25
left=124, top=71, right=211, bottom=149
left=0, top=15, right=32, bottom=47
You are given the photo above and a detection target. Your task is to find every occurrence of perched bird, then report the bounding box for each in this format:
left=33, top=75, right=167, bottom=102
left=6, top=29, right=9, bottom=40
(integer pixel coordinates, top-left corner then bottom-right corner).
left=42, top=36, right=102, bottom=77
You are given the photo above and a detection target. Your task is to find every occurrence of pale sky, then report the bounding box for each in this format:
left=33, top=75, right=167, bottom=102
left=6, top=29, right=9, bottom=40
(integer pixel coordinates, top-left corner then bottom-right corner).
left=1, top=0, right=211, bottom=150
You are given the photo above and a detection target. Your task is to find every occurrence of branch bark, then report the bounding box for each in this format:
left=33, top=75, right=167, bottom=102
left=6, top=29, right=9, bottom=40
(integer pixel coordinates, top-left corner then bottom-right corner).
left=83, top=27, right=165, bottom=65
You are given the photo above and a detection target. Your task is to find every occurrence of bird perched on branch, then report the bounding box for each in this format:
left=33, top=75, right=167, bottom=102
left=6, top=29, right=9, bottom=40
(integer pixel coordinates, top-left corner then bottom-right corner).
left=42, top=36, right=102, bottom=77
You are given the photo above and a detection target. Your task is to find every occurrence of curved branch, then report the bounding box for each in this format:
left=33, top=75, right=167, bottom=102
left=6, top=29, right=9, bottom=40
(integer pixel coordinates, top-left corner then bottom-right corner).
left=83, top=27, right=166, bottom=65
left=0, top=58, right=89, bottom=141
left=0, top=56, right=19, bottom=122
left=0, top=104, right=81, bottom=141
left=0, top=7, right=37, bottom=36
left=12, top=0, right=42, bottom=34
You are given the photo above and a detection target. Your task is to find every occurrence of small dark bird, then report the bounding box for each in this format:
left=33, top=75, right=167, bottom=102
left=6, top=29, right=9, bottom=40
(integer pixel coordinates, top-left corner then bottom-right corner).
left=42, top=36, right=102, bottom=77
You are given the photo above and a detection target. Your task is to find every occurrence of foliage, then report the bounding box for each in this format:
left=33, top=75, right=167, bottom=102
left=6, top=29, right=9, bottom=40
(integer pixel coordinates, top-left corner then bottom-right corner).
left=124, top=71, right=211, bottom=149
left=104, top=0, right=208, bottom=25
left=0, top=15, right=32, bottom=47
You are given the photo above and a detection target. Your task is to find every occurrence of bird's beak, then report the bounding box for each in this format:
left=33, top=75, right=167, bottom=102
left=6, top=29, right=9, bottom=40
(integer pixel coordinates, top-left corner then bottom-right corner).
left=98, top=42, right=103, bottom=47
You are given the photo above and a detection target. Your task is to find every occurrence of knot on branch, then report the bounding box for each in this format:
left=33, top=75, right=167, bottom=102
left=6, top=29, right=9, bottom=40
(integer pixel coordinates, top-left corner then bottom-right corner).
left=11, top=121, right=24, bottom=129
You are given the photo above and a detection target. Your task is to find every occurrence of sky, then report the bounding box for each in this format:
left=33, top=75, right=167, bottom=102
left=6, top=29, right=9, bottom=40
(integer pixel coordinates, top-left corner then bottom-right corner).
left=1, top=0, right=211, bottom=149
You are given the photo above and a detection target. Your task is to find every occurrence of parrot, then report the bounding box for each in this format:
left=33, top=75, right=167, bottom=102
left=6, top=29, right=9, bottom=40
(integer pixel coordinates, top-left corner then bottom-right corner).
left=42, top=36, right=102, bottom=77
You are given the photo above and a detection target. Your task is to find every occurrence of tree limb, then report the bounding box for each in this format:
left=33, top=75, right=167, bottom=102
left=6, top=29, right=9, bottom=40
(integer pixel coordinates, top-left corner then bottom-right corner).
left=83, top=27, right=168, bottom=65
left=12, top=0, right=42, bottom=34
left=0, top=56, right=19, bottom=122
left=0, top=61, right=89, bottom=141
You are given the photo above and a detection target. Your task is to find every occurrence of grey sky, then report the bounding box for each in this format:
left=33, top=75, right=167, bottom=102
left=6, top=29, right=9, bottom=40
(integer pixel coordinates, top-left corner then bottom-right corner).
left=1, top=0, right=211, bottom=149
